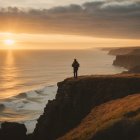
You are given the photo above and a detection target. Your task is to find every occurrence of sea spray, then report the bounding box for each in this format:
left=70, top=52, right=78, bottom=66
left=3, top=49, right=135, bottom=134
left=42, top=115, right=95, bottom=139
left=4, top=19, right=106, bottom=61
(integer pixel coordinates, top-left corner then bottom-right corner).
left=0, top=85, right=57, bottom=133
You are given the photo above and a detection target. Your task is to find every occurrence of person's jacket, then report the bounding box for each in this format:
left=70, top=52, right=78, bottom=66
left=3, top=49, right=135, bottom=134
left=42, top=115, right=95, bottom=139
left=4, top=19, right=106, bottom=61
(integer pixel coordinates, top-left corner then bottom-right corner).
left=72, top=61, right=80, bottom=69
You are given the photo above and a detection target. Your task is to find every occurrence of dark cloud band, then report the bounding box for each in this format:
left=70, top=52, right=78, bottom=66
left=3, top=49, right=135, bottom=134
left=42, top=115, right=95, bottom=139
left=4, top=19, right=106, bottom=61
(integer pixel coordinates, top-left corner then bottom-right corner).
left=0, top=0, right=139, bottom=39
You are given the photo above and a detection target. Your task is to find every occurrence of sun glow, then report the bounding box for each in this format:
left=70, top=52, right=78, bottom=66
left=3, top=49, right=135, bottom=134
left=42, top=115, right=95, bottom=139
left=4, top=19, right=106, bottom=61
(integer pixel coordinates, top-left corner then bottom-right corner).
left=0, top=32, right=140, bottom=49
left=4, top=39, right=15, bottom=46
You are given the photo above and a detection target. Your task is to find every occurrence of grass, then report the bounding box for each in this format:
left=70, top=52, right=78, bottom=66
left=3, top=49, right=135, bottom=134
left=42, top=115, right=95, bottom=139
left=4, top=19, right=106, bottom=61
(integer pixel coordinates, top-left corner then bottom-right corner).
left=58, top=93, right=140, bottom=140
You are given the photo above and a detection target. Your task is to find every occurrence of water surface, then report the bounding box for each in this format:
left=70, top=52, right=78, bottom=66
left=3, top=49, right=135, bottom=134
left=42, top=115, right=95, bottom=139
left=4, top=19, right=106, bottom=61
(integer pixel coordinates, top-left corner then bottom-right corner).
left=0, top=49, right=124, bottom=100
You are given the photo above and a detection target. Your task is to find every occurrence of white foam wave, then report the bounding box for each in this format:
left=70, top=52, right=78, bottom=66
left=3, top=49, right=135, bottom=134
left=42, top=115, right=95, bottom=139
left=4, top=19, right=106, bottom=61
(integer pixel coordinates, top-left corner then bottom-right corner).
left=0, top=84, right=57, bottom=133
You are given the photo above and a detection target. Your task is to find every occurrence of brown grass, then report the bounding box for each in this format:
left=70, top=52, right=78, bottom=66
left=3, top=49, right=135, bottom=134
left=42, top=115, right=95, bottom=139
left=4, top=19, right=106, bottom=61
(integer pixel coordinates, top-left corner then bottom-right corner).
left=58, top=93, right=140, bottom=140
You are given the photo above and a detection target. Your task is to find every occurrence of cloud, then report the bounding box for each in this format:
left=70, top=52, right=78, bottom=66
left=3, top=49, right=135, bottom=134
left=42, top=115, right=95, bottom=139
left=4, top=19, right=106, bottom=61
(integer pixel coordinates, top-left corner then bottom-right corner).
left=0, top=0, right=139, bottom=39
left=0, top=0, right=89, bottom=8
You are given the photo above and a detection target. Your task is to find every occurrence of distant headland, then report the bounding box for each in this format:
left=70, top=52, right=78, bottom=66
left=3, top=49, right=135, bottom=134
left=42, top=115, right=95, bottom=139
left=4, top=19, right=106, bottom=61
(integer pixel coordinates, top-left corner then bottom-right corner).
left=108, top=47, right=140, bottom=73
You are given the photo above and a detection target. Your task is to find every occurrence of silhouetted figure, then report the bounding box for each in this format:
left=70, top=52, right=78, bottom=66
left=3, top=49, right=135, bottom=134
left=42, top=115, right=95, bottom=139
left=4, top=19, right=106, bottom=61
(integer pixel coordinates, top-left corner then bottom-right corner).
left=72, top=59, right=80, bottom=78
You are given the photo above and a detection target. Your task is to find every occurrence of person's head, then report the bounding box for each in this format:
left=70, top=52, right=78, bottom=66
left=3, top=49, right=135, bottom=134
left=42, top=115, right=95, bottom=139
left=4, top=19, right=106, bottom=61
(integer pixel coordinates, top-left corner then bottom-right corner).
left=74, top=59, right=77, bottom=61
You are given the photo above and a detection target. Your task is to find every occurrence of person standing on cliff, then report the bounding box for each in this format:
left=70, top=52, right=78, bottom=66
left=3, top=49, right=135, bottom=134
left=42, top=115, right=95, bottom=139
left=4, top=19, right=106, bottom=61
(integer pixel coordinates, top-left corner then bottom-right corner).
left=72, top=59, right=80, bottom=78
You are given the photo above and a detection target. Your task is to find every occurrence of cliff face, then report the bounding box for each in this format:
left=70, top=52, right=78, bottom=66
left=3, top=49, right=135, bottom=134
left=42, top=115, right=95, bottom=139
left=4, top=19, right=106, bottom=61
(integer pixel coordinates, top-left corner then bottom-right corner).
left=59, top=93, right=140, bottom=140
left=113, top=55, right=140, bottom=69
left=110, top=47, right=140, bottom=72
left=0, top=122, right=27, bottom=140
left=0, top=75, right=140, bottom=140
left=32, top=75, right=140, bottom=140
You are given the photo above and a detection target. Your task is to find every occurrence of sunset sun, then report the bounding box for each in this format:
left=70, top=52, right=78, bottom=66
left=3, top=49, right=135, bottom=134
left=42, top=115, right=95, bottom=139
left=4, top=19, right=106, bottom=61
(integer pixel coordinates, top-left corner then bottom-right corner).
left=4, top=39, right=15, bottom=46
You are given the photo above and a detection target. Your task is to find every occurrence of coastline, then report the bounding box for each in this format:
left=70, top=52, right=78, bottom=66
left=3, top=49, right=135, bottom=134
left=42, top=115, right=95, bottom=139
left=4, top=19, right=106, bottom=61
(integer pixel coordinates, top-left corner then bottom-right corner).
left=1, top=48, right=140, bottom=140
left=0, top=74, right=140, bottom=140
left=33, top=74, right=140, bottom=140
left=0, top=84, right=57, bottom=133
left=108, top=47, right=140, bottom=73
left=0, top=48, right=125, bottom=130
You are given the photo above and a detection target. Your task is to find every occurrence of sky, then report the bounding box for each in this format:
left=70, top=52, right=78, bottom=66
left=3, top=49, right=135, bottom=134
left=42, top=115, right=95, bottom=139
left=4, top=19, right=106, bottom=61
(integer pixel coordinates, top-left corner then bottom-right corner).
left=0, top=0, right=90, bottom=8
left=0, top=0, right=139, bottom=49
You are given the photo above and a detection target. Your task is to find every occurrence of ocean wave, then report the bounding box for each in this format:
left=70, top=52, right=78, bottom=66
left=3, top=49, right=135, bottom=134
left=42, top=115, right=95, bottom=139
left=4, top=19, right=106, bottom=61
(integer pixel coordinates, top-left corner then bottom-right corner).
left=0, top=84, right=57, bottom=133
left=15, top=92, right=27, bottom=98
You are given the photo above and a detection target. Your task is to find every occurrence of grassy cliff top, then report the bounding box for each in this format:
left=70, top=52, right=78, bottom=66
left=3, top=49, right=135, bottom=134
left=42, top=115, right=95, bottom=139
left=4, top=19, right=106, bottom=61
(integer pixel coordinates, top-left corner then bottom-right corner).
left=62, top=74, right=140, bottom=82
left=59, top=93, right=140, bottom=140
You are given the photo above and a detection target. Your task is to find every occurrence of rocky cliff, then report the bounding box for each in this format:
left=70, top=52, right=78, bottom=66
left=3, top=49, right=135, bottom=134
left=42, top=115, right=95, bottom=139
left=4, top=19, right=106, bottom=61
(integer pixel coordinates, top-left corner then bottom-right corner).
left=32, top=75, right=140, bottom=140
left=59, top=93, right=140, bottom=140
left=1, top=75, right=140, bottom=140
left=110, top=47, right=140, bottom=71
left=113, top=55, right=140, bottom=69
left=0, top=122, right=27, bottom=140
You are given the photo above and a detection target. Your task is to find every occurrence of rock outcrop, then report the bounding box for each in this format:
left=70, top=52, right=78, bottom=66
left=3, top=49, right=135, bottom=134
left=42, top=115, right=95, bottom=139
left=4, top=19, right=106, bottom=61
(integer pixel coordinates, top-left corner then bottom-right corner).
left=0, top=122, right=27, bottom=140
left=1, top=75, right=140, bottom=140
left=32, top=75, right=140, bottom=140
left=111, top=47, right=140, bottom=73
left=113, top=55, right=140, bottom=69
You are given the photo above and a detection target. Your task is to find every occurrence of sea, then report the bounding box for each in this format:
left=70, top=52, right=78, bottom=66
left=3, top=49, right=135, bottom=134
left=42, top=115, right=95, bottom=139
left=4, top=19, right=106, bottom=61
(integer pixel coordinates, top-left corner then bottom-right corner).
left=0, top=48, right=125, bottom=133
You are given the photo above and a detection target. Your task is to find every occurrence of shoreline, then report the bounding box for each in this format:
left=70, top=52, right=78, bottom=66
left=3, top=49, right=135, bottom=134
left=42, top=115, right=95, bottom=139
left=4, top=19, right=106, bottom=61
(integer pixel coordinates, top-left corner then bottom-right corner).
left=0, top=84, right=58, bottom=133
left=33, top=74, right=140, bottom=140
left=0, top=48, right=127, bottom=134
left=0, top=74, right=140, bottom=140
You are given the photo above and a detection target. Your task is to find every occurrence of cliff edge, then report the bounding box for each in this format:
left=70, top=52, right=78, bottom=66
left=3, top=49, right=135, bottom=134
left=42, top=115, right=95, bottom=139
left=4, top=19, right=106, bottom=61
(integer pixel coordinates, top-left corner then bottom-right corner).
left=1, top=75, right=140, bottom=140
left=32, top=74, right=140, bottom=140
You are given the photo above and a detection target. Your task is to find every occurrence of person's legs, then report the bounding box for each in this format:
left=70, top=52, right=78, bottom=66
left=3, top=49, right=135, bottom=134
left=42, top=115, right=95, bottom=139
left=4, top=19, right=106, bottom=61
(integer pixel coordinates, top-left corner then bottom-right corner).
left=74, top=70, right=76, bottom=78
left=76, top=70, right=78, bottom=78
left=74, top=69, right=78, bottom=78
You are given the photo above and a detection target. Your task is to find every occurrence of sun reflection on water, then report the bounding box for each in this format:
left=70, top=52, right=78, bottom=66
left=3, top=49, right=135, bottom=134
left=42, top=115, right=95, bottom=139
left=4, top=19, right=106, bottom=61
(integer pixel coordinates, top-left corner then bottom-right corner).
left=0, top=50, right=20, bottom=99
